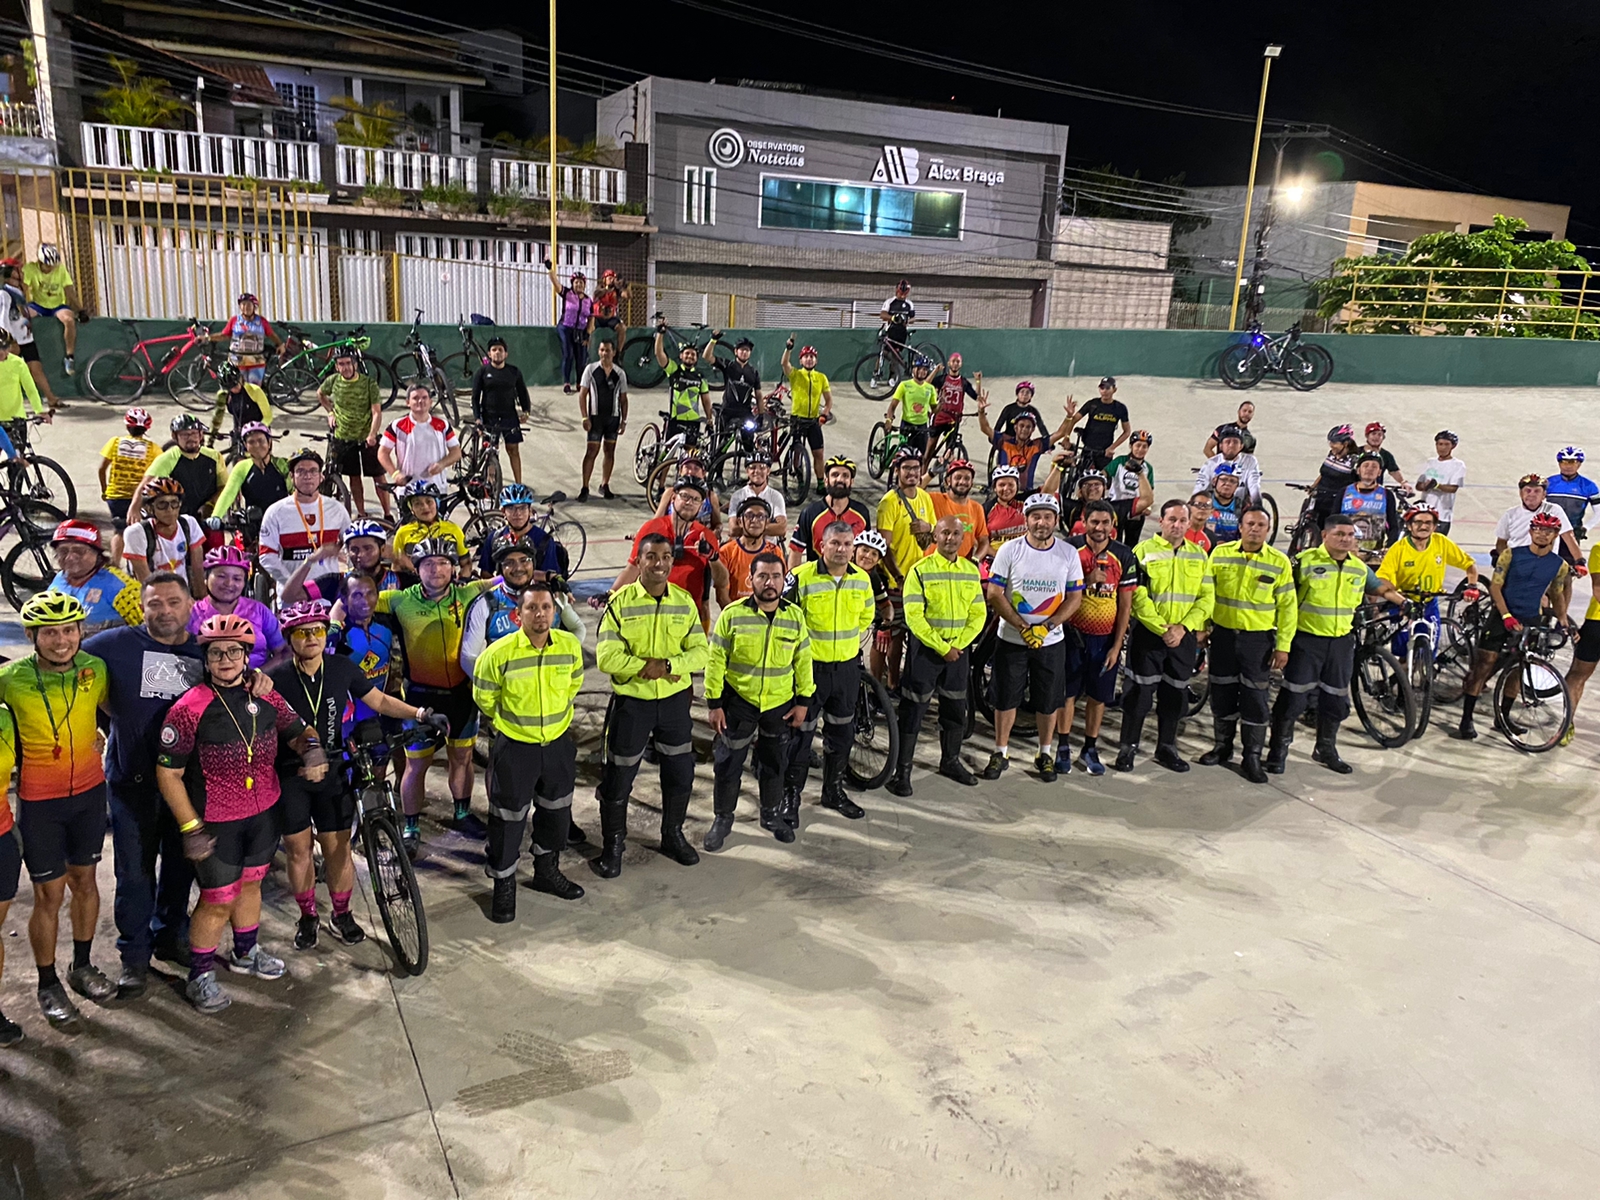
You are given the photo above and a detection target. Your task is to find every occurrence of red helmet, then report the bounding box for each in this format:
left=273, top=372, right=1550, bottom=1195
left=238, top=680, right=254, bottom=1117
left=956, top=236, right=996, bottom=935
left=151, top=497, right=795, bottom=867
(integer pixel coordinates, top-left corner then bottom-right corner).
left=203, top=545, right=251, bottom=572
left=52, top=519, right=102, bottom=550
left=895, top=279, right=911, bottom=294
left=600, top=268, right=617, bottom=281
left=124, top=406, right=152, bottom=431
left=1529, top=511, right=1562, bottom=531
left=1366, top=421, right=1386, bottom=435
left=799, top=344, right=818, bottom=358
left=944, top=458, right=975, bottom=477
left=197, top=612, right=257, bottom=648
left=1015, top=380, right=1035, bottom=394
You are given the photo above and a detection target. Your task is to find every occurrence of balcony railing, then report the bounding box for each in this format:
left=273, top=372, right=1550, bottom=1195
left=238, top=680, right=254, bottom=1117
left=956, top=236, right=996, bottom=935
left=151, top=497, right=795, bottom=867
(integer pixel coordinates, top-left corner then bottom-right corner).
left=0, top=99, right=44, bottom=138
left=80, top=123, right=321, bottom=183
left=337, top=145, right=476, bottom=192
left=490, top=159, right=625, bottom=205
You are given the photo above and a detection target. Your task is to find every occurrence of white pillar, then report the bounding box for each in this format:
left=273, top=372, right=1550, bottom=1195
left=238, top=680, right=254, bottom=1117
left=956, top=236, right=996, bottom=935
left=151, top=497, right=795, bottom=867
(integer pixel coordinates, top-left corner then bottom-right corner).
left=449, top=86, right=461, bottom=155
left=26, top=0, right=55, bottom=141
left=194, top=76, right=205, bottom=134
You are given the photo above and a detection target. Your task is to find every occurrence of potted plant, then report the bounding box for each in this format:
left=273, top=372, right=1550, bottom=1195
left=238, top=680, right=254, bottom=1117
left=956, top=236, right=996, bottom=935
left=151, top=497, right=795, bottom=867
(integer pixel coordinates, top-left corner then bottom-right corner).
left=361, top=181, right=403, bottom=209
left=612, top=200, right=647, bottom=227
left=421, top=182, right=477, bottom=215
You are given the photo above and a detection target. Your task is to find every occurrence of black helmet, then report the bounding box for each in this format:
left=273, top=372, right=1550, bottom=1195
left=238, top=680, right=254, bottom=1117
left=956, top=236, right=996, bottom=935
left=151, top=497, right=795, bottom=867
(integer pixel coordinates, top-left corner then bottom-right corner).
left=735, top=337, right=755, bottom=349
left=1217, top=423, right=1244, bottom=442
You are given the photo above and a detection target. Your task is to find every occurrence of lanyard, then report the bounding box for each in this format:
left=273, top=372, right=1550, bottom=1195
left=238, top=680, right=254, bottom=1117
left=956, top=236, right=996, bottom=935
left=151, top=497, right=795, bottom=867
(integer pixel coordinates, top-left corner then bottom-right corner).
left=293, top=494, right=327, bottom=553
left=212, top=685, right=261, bottom=790
left=296, top=662, right=327, bottom=742
left=32, top=657, right=80, bottom=760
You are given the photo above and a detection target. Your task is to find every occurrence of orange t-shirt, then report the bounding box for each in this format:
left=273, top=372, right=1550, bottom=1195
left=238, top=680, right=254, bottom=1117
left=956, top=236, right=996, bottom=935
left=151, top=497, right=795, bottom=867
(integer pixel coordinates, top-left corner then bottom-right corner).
left=721, top=536, right=783, bottom=601
left=930, top=493, right=989, bottom=560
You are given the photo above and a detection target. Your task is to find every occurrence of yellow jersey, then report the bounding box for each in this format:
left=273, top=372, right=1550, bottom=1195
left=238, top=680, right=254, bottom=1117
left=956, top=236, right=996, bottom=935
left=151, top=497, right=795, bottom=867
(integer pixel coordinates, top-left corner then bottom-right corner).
left=100, top=435, right=160, bottom=500
left=787, top=367, right=830, bottom=419
left=1376, top=533, right=1476, bottom=598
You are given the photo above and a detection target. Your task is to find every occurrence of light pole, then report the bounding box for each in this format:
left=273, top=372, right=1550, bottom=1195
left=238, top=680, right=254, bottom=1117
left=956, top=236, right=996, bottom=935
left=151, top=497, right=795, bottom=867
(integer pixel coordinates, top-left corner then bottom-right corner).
left=1228, top=44, right=1281, bottom=332
left=548, top=0, right=558, bottom=281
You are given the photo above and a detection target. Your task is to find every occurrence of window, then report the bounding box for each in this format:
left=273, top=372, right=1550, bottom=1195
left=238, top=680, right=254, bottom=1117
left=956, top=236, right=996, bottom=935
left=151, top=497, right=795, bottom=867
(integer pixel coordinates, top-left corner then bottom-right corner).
left=274, top=83, right=316, bottom=141
left=759, top=175, right=963, bottom=240
left=684, top=166, right=717, bottom=226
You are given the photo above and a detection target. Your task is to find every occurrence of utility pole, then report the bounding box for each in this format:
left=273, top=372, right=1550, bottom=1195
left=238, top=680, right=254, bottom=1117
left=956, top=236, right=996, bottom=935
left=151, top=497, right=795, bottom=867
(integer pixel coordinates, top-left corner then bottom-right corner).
left=548, top=0, right=558, bottom=285
left=1242, top=124, right=1332, bottom=328
left=1228, top=45, right=1280, bottom=332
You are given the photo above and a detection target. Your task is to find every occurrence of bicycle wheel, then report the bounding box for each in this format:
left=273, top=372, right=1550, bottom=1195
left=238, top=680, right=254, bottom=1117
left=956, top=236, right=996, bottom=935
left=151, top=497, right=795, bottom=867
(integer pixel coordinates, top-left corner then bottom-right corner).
left=633, top=424, right=660, bottom=484
left=1493, top=654, right=1570, bottom=753
left=320, top=470, right=354, bottom=512
left=267, top=362, right=323, bottom=415
left=780, top=436, right=812, bottom=505
left=1430, top=618, right=1471, bottom=705
left=363, top=354, right=402, bottom=408
left=867, top=422, right=890, bottom=480
left=645, top=459, right=674, bottom=511
left=84, top=349, right=149, bottom=404
left=1261, top=493, right=1281, bottom=545
left=1298, top=344, right=1334, bottom=388
left=1407, top=639, right=1435, bottom=738
left=548, top=519, right=587, bottom=577
left=2, top=533, right=60, bottom=610
left=620, top=336, right=665, bottom=389
left=709, top=445, right=748, bottom=494
left=853, top=351, right=901, bottom=401
left=462, top=508, right=509, bottom=557
left=1351, top=647, right=1415, bottom=748
left=913, top=340, right=944, bottom=368
left=167, top=353, right=219, bottom=411
left=1287, top=509, right=1319, bottom=557
left=1184, top=646, right=1210, bottom=719
left=8, top=456, right=75, bottom=521
left=1283, top=346, right=1327, bottom=393
left=430, top=369, right=459, bottom=425
left=1219, top=344, right=1266, bottom=390
left=846, top=671, right=898, bottom=790
left=361, top=811, right=429, bottom=975
left=436, top=351, right=478, bottom=398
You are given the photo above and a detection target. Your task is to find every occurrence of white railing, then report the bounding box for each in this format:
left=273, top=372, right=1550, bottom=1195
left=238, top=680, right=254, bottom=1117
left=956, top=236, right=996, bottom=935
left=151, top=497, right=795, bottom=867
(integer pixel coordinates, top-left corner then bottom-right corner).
left=337, top=145, right=477, bottom=192
left=79, top=123, right=321, bottom=183
left=0, top=99, right=43, bottom=138
left=489, top=158, right=625, bottom=205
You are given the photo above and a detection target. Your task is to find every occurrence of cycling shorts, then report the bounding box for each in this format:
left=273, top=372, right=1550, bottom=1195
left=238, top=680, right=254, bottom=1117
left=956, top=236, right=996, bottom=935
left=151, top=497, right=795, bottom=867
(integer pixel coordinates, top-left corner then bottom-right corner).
left=403, top=681, right=479, bottom=754
left=593, top=315, right=622, bottom=330
left=586, top=413, right=622, bottom=443
left=193, top=807, right=279, bottom=892
left=0, top=828, right=20, bottom=902
left=18, top=785, right=107, bottom=884
left=792, top=416, right=824, bottom=451
left=1575, top=619, right=1600, bottom=664
left=483, top=415, right=524, bottom=446
left=902, top=425, right=929, bottom=456
left=278, top=772, right=356, bottom=837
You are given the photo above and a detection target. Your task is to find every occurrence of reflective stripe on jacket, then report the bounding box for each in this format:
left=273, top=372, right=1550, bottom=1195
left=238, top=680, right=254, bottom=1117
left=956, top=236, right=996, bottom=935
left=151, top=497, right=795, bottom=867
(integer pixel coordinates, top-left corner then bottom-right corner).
left=595, top=581, right=708, bottom=700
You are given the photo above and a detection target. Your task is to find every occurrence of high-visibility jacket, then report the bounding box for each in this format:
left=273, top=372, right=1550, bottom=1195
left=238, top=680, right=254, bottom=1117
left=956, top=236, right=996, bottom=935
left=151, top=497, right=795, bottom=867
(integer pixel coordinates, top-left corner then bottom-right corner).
left=787, top=561, right=875, bottom=663
left=471, top=627, right=584, bottom=744
left=595, top=581, right=708, bottom=700
left=706, top=597, right=813, bottom=711
left=1208, top=541, right=1298, bottom=651
left=903, top=552, right=986, bottom=655
left=1292, top=545, right=1371, bottom=637
left=1131, top=534, right=1214, bottom=635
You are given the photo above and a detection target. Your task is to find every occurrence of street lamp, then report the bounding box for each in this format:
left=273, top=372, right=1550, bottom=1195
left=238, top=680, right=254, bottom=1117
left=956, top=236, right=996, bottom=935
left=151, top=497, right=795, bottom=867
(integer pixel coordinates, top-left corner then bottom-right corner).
left=1228, top=45, right=1282, bottom=332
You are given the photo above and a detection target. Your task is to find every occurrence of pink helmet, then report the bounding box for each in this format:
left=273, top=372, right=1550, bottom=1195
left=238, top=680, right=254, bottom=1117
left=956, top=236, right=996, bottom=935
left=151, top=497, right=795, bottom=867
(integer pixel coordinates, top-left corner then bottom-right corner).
left=279, top=599, right=332, bottom=630
left=1015, top=380, right=1035, bottom=394
left=203, top=545, right=251, bottom=572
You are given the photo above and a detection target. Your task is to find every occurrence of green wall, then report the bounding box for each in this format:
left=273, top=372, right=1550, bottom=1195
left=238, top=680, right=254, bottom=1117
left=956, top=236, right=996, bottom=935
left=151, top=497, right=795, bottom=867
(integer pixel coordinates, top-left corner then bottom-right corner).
left=35, top=318, right=1600, bottom=397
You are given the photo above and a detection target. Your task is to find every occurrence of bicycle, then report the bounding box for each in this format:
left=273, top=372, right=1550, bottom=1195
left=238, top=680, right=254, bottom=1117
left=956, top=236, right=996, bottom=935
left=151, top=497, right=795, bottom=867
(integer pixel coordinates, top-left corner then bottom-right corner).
left=1281, top=482, right=1322, bottom=556
left=2, top=417, right=77, bottom=525
left=348, top=719, right=435, bottom=974
left=1219, top=322, right=1333, bottom=392
left=83, top=319, right=213, bottom=404
left=1388, top=592, right=1452, bottom=740
left=852, top=328, right=945, bottom=401
left=846, top=632, right=900, bottom=790
left=619, top=315, right=714, bottom=391
left=866, top=420, right=914, bottom=481
left=390, top=310, right=458, bottom=424
left=267, top=325, right=398, bottom=416
left=0, top=494, right=70, bottom=610
left=460, top=492, right=587, bottom=578
left=1189, top=464, right=1281, bottom=545
left=1351, top=603, right=1417, bottom=748
left=1487, top=620, right=1572, bottom=753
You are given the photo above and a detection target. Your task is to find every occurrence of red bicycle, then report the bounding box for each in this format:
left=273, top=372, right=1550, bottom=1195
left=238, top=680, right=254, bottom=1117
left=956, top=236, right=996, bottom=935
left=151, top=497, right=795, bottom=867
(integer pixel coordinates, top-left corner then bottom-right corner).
left=83, top=318, right=217, bottom=405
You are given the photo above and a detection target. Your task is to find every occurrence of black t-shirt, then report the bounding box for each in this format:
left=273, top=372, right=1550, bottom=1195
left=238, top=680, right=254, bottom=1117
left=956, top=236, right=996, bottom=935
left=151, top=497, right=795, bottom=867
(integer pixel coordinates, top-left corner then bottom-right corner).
left=994, top=401, right=1044, bottom=438
left=269, top=653, right=380, bottom=761
left=84, top=625, right=204, bottom=784
left=1214, top=424, right=1258, bottom=455
left=882, top=296, right=915, bottom=327
left=170, top=452, right=220, bottom=518
left=1078, top=399, right=1129, bottom=452
left=713, top=357, right=761, bottom=414
left=471, top=363, right=531, bottom=423
left=1369, top=447, right=1399, bottom=475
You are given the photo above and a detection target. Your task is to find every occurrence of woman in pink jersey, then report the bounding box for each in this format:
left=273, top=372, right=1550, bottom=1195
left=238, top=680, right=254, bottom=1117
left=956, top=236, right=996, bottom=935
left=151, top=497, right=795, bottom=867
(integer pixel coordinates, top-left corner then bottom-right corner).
left=187, top=546, right=287, bottom=669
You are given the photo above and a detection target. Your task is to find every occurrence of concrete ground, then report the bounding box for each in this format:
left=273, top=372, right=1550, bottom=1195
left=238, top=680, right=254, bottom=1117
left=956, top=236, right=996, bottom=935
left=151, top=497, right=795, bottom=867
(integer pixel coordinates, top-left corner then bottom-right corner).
left=0, top=369, right=1597, bottom=1199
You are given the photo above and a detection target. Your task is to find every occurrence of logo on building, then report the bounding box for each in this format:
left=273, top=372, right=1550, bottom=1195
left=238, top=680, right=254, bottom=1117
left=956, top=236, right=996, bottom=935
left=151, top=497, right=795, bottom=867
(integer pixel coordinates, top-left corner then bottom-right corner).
left=707, top=127, right=807, bottom=169
left=707, top=127, right=745, bottom=169
left=872, top=146, right=920, bottom=186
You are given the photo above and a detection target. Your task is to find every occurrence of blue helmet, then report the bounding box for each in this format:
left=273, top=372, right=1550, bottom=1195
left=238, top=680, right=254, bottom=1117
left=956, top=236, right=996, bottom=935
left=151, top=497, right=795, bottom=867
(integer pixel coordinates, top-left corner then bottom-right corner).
left=343, top=518, right=387, bottom=546
left=500, top=483, right=535, bottom=506
left=1557, top=445, right=1585, bottom=464
left=911, top=355, right=934, bottom=372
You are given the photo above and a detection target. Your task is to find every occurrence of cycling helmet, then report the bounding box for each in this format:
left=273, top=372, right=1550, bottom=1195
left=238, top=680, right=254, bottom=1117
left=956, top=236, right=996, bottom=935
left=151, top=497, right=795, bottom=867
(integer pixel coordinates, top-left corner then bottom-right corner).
left=217, top=362, right=242, bottom=390
left=735, top=337, right=755, bottom=349
left=21, top=590, right=87, bottom=628
left=203, top=545, right=251, bottom=572
left=1216, top=424, right=1244, bottom=442
left=1529, top=511, right=1563, bottom=531
left=991, top=464, right=1021, bottom=482
left=333, top=344, right=357, bottom=360
left=600, top=268, right=618, bottom=281
left=1077, top=470, right=1108, bottom=492
left=1404, top=507, right=1438, bottom=525
left=124, top=406, right=151, bottom=431
left=1355, top=451, right=1384, bottom=466
left=1130, top=429, right=1153, bottom=445
left=286, top=448, right=323, bottom=470
left=1434, top=429, right=1459, bottom=445
left=401, top=479, right=441, bottom=502
left=677, top=449, right=706, bottom=468
left=494, top=537, right=538, bottom=565
left=37, top=243, right=60, bottom=268
left=409, top=538, right=459, bottom=565
left=1327, top=423, right=1355, bottom=443
left=736, top=495, right=772, bottom=517
left=798, top=345, right=819, bottom=358
left=947, top=352, right=963, bottom=365
left=144, top=477, right=185, bottom=498
left=823, top=454, right=857, bottom=477
left=344, top=518, right=388, bottom=545
left=279, top=599, right=332, bottom=631
left=1211, top=462, right=1238, bottom=477
left=891, top=446, right=923, bottom=469
left=236, top=292, right=258, bottom=305
left=943, top=458, right=975, bottom=477
left=239, top=421, right=271, bottom=442
left=747, top=450, right=773, bottom=466
left=171, top=413, right=205, bottom=434
left=571, top=272, right=586, bottom=282
left=51, top=519, right=102, bottom=549
left=896, top=279, right=911, bottom=294
left=1558, top=446, right=1586, bottom=464
left=1023, top=492, right=1062, bottom=515
left=197, top=612, right=257, bottom=648
left=499, top=482, right=534, bottom=507
left=672, top=475, right=707, bottom=498
left=854, top=529, right=890, bottom=555
left=910, top=355, right=934, bottom=372
left=1015, top=380, right=1035, bottom=395
left=1365, top=421, right=1387, bottom=435
left=1519, top=473, right=1548, bottom=490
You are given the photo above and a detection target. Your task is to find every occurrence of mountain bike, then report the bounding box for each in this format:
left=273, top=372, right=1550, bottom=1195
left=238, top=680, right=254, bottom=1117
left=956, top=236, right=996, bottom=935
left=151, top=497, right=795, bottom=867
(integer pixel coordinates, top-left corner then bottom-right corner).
left=267, top=325, right=398, bottom=415
left=1351, top=604, right=1416, bottom=748
left=846, top=632, right=899, bottom=789
left=1490, top=620, right=1572, bottom=753
left=853, top=328, right=945, bottom=401
left=461, top=492, right=587, bottom=578
left=390, top=310, right=457, bottom=423
left=1388, top=593, right=1450, bottom=739
left=1219, top=322, right=1333, bottom=392
left=619, top=316, right=714, bottom=391
left=349, top=719, right=436, bottom=974
left=0, top=497, right=70, bottom=610
left=866, top=420, right=914, bottom=480
left=2, top=417, right=76, bottom=525
left=84, top=319, right=213, bottom=404
left=1281, top=483, right=1322, bottom=555
left=435, top=315, right=494, bottom=400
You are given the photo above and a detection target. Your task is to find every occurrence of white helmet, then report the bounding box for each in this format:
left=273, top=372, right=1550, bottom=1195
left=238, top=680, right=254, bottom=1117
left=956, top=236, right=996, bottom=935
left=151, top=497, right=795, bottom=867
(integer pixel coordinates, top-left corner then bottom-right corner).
left=853, top=529, right=889, bottom=556
left=38, top=243, right=60, bottom=268
left=990, top=465, right=1021, bottom=482
left=1022, top=492, right=1061, bottom=515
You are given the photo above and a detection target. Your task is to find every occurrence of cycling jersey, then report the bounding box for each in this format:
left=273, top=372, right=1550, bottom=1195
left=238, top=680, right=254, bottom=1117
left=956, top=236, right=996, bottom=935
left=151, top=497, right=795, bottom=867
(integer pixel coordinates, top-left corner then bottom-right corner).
left=711, top=356, right=761, bottom=415
left=664, top=361, right=709, bottom=424
left=381, top=414, right=459, bottom=489
left=1340, top=483, right=1398, bottom=554
left=188, top=596, right=285, bottom=669
left=555, top=286, right=592, bottom=329
left=789, top=498, right=871, bottom=562
left=220, top=313, right=275, bottom=371
left=22, top=260, right=72, bottom=311
left=1206, top=494, right=1246, bottom=545
left=720, top=536, right=782, bottom=602
left=214, top=456, right=289, bottom=514
left=48, top=566, right=143, bottom=634
left=378, top=579, right=498, bottom=690
left=787, top=368, right=829, bottom=420
left=1066, top=535, right=1138, bottom=636
left=992, top=434, right=1048, bottom=490
left=1377, top=533, right=1476, bottom=598
left=1546, top=472, right=1599, bottom=531
left=123, top=515, right=205, bottom=575
left=1106, top=452, right=1153, bottom=502
left=459, top=583, right=522, bottom=675
left=99, top=434, right=159, bottom=500
left=329, top=616, right=397, bottom=732
left=890, top=380, right=937, bottom=426
left=147, top=446, right=227, bottom=518
left=0, top=652, right=109, bottom=801
left=578, top=362, right=627, bottom=418
left=394, top=519, right=467, bottom=561
left=881, top=296, right=914, bottom=328
left=984, top=498, right=1025, bottom=547
left=158, top=685, right=304, bottom=822
left=1194, top=452, right=1263, bottom=502
left=930, top=493, right=987, bottom=560
left=628, top=515, right=718, bottom=614
left=0, top=352, right=42, bottom=420
left=212, top=383, right=272, bottom=435
left=0, top=706, right=13, bottom=836
left=931, top=372, right=976, bottom=426
left=592, top=285, right=623, bottom=319
left=258, top=492, right=351, bottom=586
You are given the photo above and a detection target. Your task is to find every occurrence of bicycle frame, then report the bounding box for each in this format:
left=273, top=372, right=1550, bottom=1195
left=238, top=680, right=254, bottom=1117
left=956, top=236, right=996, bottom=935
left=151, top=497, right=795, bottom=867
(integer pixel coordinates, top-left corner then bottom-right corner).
left=124, top=322, right=207, bottom=380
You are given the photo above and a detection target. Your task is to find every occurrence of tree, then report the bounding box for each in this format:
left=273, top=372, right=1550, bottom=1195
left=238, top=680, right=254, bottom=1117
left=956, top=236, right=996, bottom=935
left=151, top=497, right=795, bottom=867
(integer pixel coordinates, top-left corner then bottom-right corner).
left=1316, top=214, right=1597, bottom=339
left=331, top=97, right=402, bottom=148
left=96, top=56, right=183, bottom=129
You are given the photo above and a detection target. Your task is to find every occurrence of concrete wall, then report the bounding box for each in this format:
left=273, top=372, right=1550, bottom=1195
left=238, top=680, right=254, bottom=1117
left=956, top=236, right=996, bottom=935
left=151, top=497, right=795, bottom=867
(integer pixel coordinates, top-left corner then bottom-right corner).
left=1053, top=217, right=1170, bottom=269
left=1048, top=268, right=1173, bottom=330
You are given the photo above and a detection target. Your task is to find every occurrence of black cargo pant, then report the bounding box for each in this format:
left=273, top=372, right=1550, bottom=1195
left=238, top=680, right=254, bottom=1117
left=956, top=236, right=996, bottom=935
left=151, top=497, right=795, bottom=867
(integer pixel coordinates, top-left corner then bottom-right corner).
left=786, top=657, right=858, bottom=791
left=1272, top=632, right=1354, bottom=726
left=714, top=691, right=795, bottom=817
left=896, top=638, right=969, bottom=772
left=1120, top=623, right=1198, bottom=749
left=597, top=690, right=697, bottom=820
left=1208, top=626, right=1276, bottom=729
left=485, top=731, right=576, bottom=877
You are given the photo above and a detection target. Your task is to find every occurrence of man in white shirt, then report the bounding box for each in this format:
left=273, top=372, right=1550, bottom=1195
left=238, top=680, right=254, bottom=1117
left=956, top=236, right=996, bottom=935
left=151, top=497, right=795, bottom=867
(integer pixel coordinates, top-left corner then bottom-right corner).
left=726, top=453, right=787, bottom=539
left=1413, top=430, right=1466, bottom=535
left=1493, top=472, right=1582, bottom=562
left=1192, top=425, right=1262, bottom=504
left=258, top=449, right=352, bottom=587
left=378, top=384, right=462, bottom=489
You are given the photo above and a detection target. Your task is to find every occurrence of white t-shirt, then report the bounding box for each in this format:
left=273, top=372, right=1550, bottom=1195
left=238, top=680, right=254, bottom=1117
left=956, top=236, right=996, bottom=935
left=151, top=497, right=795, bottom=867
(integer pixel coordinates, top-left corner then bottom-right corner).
left=123, top=514, right=204, bottom=574
left=988, top=535, right=1084, bottom=647
left=1414, top=456, right=1467, bottom=521
left=1495, top=500, right=1572, bottom=547
left=1193, top=451, right=1262, bottom=502
left=382, top=413, right=460, bottom=488
left=728, top=483, right=786, bottom=523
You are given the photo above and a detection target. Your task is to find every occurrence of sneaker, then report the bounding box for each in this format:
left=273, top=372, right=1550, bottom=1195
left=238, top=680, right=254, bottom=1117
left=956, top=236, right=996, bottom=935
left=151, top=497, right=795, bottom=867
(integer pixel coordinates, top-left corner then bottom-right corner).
left=185, top=971, right=232, bottom=1015
left=1559, top=724, right=1576, bottom=747
left=599, top=483, right=615, bottom=500
left=67, top=964, right=117, bottom=1002
left=1076, top=745, right=1106, bottom=776
left=227, top=944, right=286, bottom=980
left=578, top=487, right=591, bottom=502
left=116, top=962, right=149, bottom=1000
left=294, top=914, right=319, bottom=950
left=63, top=355, right=75, bottom=377
left=1035, top=751, right=1057, bottom=782
left=452, top=811, right=487, bottom=838
left=403, top=826, right=421, bottom=859
left=979, top=751, right=1010, bottom=781
left=0, top=1013, right=22, bottom=1047
left=37, top=982, right=80, bottom=1029
left=327, top=912, right=367, bottom=946
left=1053, top=744, right=1073, bottom=776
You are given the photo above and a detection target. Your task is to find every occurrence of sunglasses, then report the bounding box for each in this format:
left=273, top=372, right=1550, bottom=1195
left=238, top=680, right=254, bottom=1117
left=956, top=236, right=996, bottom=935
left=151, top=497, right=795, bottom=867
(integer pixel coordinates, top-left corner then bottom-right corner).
left=289, top=626, right=328, bottom=640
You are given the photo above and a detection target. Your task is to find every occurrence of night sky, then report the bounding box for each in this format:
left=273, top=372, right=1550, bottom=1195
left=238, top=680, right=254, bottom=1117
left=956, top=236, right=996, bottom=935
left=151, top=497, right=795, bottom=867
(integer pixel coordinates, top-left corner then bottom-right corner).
left=442, top=0, right=1600, bottom=250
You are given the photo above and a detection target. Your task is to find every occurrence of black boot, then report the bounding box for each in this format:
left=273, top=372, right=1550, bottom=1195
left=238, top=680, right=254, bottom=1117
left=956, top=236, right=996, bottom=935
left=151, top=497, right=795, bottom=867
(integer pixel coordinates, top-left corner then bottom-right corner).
left=531, top=852, right=585, bottom=900
left=1153, top=744, right=1190, bottom=773
left=1311, top=716, right=1353, bottom=774
left=760, top=804, right=796, bottom=843
left=1114, top=743, right=1137, bottom=772
left=821, top=783, right=866, bottom=818
left=567, top=818, right=588, bottom=844
left=1239, top=725, right=1269, bottom=784
left=490, top=876, right=517, bottom=923
left=1198, top=718, right=1236, bottom=766
left=588, top=800, right=627, bottom=879
left=1265, top=714, right=1292, bottom=774
left=885, top=767, right=913, bottom=797
left=659, top=794, right=700, bottom=865
left=780, top=785, right=802, bottom=831
left=703, top=812, right=734, bottom=852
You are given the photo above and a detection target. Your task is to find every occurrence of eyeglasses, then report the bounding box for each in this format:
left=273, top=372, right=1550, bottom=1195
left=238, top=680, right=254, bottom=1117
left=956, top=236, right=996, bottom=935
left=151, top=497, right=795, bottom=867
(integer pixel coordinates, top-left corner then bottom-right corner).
left=289, top=626, right=328, bottom=641
left=151, top=499, right=182, bottom=510
left=205, top=646, right=247, bottom=661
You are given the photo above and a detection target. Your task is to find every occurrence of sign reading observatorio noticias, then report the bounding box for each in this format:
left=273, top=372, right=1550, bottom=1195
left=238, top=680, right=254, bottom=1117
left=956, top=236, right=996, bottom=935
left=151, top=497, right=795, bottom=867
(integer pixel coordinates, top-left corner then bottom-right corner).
left=707, top=128, right=1004, bottom=186
left=708, top=128, right=805, bottom=169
